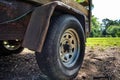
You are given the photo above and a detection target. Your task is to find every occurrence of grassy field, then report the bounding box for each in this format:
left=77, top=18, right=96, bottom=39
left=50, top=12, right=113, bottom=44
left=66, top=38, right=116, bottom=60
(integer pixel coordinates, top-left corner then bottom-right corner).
left=86, top=37, right=120, bottom=47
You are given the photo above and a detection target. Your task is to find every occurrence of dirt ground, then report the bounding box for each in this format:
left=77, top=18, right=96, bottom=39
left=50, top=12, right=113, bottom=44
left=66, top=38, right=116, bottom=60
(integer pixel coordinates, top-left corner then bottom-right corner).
left=0, top=46, right=120, bottom=80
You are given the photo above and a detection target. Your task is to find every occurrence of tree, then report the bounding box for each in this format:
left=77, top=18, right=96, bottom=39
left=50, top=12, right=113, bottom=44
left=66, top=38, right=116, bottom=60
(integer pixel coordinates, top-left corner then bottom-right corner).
left=106, top=25, right=120, bottom=37
left=90, top=15, right=102, bottom=37
left=101, top=18, right=120, bottom=37
left=102, top=19, right=111, bottom=28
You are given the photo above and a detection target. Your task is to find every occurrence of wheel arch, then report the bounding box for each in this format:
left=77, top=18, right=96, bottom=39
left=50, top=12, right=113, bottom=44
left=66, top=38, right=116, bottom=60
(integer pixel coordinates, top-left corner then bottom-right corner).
left=23, top=1, right=86, bottom=52
left=52, top=9, right=86, bottom=33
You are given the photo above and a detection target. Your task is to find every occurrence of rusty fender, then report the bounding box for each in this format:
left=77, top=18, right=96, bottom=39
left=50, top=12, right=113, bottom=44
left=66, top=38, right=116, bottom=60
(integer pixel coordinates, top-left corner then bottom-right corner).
left=23, top=1, right=87, bottom=52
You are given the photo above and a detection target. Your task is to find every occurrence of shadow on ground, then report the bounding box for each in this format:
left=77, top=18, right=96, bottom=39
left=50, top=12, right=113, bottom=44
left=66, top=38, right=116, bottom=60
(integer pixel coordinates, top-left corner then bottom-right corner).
left=0, top=49, right=49, bottom=80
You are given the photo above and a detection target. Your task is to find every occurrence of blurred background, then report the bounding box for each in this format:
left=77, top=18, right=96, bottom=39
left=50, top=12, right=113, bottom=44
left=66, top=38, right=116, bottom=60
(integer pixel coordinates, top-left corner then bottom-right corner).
left=76, top=0, right=120, bottom=47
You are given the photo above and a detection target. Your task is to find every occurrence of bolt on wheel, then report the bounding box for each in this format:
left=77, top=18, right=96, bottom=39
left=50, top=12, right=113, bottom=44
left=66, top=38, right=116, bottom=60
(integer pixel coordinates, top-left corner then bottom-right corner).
left=59, top=28, right=80, bottom=68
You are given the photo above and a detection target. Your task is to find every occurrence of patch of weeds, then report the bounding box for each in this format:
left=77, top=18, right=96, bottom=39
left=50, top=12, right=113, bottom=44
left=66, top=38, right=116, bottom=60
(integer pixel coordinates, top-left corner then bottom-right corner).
left=98, top=47, right=105, bottom=52
left=91, top=46, right=94, bottom=50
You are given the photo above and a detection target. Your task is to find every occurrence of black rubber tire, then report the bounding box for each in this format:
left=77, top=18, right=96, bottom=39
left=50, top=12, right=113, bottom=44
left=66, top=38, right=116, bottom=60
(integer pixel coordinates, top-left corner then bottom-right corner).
left=35, top=15, right=85, bottom=80
left=0, top=40, right=24, bottom=56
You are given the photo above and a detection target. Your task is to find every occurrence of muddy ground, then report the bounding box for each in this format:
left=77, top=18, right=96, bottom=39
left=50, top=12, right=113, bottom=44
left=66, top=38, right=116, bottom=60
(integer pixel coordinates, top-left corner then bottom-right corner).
left=0, top=46, right=120, bottom=80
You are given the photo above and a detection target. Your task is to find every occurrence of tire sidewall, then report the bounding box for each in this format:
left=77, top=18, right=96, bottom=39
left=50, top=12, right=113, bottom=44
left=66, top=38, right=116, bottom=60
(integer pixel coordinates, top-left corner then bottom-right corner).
left=51, top=16, right=85, bottom=77
left=36, top=15, right=85, bottom=80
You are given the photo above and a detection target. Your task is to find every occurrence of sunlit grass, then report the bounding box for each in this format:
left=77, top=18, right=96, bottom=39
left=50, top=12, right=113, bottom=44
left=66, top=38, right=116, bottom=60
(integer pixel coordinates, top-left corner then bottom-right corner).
left=86, top=37, right=120, bottom=47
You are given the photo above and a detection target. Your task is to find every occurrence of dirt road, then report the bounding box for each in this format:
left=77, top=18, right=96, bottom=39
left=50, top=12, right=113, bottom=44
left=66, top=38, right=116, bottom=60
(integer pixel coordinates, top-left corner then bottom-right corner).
left=0, top=47, right=120, bottom=80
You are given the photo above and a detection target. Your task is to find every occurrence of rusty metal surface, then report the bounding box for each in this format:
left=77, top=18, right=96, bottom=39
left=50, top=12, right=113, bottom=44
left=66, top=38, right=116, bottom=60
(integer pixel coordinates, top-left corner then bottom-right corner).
left=28, top=0, right=89, bottom=17
left=0, top=0, right=34, bottom=24
left=23, top=1, right=86, bottom=52
left=0, top=0, right=35, bottom=40
left=0, top=14, right=31, bottom=40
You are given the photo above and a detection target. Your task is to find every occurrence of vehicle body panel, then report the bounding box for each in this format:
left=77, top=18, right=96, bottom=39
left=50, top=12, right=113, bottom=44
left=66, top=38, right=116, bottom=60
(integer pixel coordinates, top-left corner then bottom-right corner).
left=0, top=0, right=34, bottom=40
left=28, top=0, right=89, bottom=16
left=0, top=0, right=91, bottom=52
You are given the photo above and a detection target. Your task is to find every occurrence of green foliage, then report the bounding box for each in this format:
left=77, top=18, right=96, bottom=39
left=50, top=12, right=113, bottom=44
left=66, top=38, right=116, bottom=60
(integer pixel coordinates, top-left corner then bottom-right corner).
left=90, top=15, right=102, bottom=37
left=86, top=38, right=120, bottom=47
left=74, top=0, right=85, bottom=3
left=106, top=25, right=120, bottom=37
left=101, top=18, right=120, bottom=37
left=102, top=19, right=120, bottom=27
left=90, top=16, right=120, bottom=37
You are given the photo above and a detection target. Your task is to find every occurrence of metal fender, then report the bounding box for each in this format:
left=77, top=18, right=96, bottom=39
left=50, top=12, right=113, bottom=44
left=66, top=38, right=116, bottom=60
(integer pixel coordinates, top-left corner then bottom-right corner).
left=23, top=1, right=86, bottom=52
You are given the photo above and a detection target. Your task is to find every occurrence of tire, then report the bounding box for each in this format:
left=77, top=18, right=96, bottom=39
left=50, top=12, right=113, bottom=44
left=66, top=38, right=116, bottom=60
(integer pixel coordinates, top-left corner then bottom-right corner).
left=35, top=15, right=85, bottom=80
left=0, top=40, right=24, bottom=56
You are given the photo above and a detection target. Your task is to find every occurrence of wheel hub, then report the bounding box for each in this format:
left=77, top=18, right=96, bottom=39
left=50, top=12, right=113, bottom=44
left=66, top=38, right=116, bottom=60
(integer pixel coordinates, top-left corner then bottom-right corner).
left=3, top=40, right=21, bottom=51
left=63, top=41, right=70, bottom=53
left=59, top=29, right=80, bottom=67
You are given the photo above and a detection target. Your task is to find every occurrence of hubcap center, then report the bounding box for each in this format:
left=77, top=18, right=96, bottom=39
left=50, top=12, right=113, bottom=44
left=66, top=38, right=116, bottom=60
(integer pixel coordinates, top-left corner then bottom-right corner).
left=63, top=41, right=70, bottom=53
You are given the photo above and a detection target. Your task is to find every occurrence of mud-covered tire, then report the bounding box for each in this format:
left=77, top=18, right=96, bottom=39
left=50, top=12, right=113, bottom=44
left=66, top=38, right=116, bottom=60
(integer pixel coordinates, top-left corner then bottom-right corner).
left=35, top=15, right=85, bottom=80
left=0, top=40, right=24, bottom=56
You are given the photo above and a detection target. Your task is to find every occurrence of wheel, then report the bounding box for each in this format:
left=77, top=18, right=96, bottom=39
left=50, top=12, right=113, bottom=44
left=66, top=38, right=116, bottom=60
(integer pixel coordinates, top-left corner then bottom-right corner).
left=0, top=40, right=24, bottom=55
left=35, top=15, right=85, bottom=80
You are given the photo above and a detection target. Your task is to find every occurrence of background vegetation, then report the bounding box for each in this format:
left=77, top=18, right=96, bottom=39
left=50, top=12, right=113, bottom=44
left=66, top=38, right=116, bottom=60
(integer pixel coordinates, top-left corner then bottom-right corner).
left=75, top=0, right=120, bottom=47
left=75, top=0, right=120, bottom=37
left=90, top=17, right=120, bottom=37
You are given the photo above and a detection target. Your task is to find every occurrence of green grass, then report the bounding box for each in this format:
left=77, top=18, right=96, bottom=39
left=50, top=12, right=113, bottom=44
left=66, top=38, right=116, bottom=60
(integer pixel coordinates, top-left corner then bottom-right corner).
left=86, top=37, right=120, bottom=47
